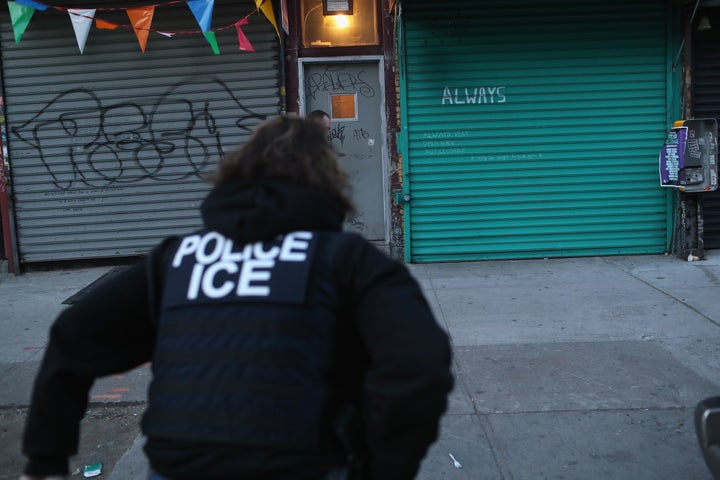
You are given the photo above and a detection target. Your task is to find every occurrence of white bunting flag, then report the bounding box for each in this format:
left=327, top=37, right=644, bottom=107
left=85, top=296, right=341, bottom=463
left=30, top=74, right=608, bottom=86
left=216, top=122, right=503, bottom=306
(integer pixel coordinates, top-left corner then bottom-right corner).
left=67, top=8, right=95, bottom=54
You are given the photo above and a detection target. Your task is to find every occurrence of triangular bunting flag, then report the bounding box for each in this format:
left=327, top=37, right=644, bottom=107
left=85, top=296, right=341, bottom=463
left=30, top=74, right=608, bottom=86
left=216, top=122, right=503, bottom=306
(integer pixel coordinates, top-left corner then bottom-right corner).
left=67, top=9, right=95, bottom=54
left=203, top=31, right=220, bottom=54
left=127, top=6, right=155, bottom=52
left=235, top=18, right=255, bottom=52
left=187, top=0, right=214, bottom=32
left=7, top=1, right=35, bottom=44
left=254, top=0, right=279, bottom=39
left=95, top=19, right=118, bottom=30
left=14, top=0, right=47, bottom=10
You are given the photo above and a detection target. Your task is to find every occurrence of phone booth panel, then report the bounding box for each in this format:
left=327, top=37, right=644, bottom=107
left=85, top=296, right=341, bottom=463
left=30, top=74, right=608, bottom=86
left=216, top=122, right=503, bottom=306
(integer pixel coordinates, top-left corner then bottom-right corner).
left=660, top=119, right=718, bottom=193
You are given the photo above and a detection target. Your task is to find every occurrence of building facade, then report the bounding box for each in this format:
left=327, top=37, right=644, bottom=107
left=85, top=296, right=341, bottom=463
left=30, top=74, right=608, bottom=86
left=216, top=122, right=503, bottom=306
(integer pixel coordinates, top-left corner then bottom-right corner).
left=2, top=0, right=715, bottom=270
left=690, top=3, right=720, bottom=252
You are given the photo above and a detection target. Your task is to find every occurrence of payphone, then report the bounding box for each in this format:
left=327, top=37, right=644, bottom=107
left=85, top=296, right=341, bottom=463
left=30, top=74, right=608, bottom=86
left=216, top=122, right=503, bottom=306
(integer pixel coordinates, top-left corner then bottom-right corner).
left=659, top=119, right=718, bottom=261
left=660, top=118, right=718, bottom=192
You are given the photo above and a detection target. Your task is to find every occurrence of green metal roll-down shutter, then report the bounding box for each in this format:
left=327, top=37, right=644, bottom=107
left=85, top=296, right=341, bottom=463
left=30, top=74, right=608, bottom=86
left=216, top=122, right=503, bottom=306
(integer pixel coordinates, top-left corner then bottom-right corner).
left=400, top=0, right=679, bottom=262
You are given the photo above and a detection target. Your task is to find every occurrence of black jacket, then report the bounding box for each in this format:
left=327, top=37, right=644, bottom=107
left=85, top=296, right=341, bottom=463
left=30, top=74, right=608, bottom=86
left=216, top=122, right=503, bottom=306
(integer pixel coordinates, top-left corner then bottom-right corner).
left=22, top=179, right=454, bottom=480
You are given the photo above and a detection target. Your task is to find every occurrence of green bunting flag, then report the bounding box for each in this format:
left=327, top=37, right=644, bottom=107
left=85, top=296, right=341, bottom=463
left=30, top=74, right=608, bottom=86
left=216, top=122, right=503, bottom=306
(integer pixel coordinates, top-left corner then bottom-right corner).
left=8, top=1, right=35, bottom=44
left=203, top=31, right=219, bottom=55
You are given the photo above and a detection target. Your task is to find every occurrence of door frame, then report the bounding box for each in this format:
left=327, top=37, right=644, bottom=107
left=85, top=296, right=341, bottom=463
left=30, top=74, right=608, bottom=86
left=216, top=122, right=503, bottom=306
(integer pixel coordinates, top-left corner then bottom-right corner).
left=298, top=55, right=390, bottom=243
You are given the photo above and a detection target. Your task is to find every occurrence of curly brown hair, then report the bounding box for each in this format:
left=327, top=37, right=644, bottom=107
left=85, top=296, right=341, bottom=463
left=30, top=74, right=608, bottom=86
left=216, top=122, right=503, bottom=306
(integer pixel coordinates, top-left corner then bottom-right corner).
left=210, top=116, right=354, bottom=214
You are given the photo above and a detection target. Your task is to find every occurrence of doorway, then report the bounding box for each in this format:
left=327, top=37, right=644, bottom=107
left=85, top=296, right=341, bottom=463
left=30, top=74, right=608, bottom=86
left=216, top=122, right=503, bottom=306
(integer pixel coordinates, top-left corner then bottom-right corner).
left=300, top=58, right=387, bottom=241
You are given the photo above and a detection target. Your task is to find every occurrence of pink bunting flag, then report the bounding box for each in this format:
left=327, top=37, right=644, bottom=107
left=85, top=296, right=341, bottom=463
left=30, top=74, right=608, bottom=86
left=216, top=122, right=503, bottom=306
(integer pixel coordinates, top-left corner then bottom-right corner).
left=235, top=18, right=255, bottom=52
left=126, top=6, right=155, bottom=52
left=281, top=0, right=288, bottom=35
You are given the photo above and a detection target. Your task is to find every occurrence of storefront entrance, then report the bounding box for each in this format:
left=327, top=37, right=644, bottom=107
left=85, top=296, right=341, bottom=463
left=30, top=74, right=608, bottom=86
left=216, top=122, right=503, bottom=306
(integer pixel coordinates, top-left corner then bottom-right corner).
left=300, top=58, right=387, bottom=241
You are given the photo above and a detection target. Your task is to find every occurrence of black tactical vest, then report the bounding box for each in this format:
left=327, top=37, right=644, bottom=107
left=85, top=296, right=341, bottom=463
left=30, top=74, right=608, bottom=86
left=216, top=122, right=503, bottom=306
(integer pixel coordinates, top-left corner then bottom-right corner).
left=142, top=229, right=342, bottom=449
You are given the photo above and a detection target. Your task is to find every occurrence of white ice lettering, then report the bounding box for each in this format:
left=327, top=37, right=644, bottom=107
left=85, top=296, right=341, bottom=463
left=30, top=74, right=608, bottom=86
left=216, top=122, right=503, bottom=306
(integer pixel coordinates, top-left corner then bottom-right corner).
left=185, top=260, right=274, bottom=299
left=187, top=263, right=204, bottom=300
left=237, top=259, right=274, bottom=296
left=202, top=262, right=239, bottom=298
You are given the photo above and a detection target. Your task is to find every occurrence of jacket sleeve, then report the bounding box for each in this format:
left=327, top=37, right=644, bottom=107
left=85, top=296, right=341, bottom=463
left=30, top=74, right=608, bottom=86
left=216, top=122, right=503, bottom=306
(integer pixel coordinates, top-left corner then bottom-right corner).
left=333, top=235, right=454, bottom=480
left=22, top=259, right=157, bottom=476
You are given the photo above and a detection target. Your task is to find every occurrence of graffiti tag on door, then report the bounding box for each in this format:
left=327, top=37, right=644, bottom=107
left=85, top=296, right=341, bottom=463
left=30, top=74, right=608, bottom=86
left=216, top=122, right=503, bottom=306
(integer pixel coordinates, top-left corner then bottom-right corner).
left=306, top=65, right=376, bottom=100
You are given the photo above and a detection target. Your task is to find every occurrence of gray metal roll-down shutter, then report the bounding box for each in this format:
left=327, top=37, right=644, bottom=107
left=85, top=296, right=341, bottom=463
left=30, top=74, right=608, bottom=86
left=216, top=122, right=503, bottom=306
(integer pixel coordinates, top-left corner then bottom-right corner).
left=0, top=0, right=280, bottom=263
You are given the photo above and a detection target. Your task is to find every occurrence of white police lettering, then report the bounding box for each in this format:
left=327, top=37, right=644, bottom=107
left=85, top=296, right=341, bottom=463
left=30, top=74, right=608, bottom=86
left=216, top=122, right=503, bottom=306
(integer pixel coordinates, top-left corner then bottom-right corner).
left=280, top=231, right=312, bottom=261
left=175, top=231, right=313, bottom=300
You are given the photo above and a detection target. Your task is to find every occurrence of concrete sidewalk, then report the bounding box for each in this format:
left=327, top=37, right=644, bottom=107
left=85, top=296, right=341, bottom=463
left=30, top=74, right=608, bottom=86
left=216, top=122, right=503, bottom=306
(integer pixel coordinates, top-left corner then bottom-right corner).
left=412, top=253, right=720, bottom=480
left=1, top=251, right=720, bottom=479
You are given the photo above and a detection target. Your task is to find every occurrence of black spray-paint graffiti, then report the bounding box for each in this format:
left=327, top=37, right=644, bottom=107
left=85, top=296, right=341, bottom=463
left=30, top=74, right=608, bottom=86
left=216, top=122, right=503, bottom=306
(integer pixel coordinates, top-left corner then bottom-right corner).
left=306, top=66, right=375, bottom=100
left=330, top=124, right=346, bottom=145
left=353, top=128, right=369, bottom=141
left=11, top=77, right=266, bottom=190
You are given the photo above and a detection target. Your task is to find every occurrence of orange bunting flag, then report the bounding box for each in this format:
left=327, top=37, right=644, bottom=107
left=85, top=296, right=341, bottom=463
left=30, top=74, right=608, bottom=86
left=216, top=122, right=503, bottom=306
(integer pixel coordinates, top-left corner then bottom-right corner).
left=235, top=18, right=254, bottom=52
left=126, top=6, right=155, bottom=52
left=95, top=18, right=118, bottom=30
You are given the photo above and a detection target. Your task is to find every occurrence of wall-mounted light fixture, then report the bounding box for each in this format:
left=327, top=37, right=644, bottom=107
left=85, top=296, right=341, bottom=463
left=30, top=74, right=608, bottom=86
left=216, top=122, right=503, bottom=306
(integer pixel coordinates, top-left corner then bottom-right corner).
left=323, top=14, right=352, bottom=28
left=323, top=0, right=353, bottom=15
left=302, top=0, right=378, bottom=48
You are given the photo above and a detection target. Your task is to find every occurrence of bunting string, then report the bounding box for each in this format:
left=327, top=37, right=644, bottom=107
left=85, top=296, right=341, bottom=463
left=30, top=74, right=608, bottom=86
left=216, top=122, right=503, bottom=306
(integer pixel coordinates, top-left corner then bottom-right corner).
left=7, top=0, right=279, bottom=54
